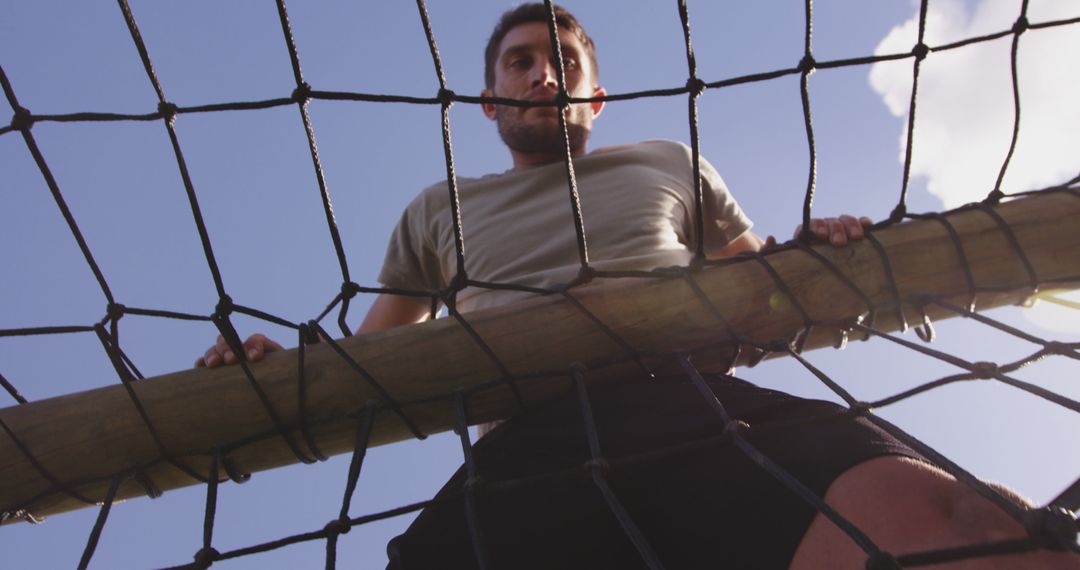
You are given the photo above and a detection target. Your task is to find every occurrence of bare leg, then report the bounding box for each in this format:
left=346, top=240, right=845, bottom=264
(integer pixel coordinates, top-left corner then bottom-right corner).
left=790, top=456, right=1080, bottom=569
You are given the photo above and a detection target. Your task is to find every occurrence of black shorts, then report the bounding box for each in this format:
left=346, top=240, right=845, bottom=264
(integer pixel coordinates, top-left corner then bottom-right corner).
left=386, top=375, right=924, bottom=569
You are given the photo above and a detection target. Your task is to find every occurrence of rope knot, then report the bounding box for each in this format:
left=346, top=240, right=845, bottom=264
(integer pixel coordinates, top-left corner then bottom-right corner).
left=10, top=106, right=33, bottom=132
left=106, top=303, right=126, bottom=322
left=1025, top=506, right=1078, bottom=551
left=850, top=401, right=874, bottom=416
left=220, top=452, right=251, bottom=484
left=447, top=271, right=468, bottom=294
left=796, top=224, right=815, bottom=243
left=323, top=517, right=352, bottom=537
left=340, top=281, right=359, bottom=301
left=437, top=87, right=456, bottom=107
left=214, top=295, right=234, bottom=319
left=157, top=101, right=178, bottom=126
left=912, top=42, right=930, bottom=61
left=865, top=551, right=903, bottom=570
left=985, top=188, right=1005, bottom=204
left=970, top=361, right=998, bottom=379
left=575, top=265, right=597, bottom=286
left=301, top=321, right=321, bottom=344
left=887, top=203, right=907, bottom=224
left=685, top=77, right=707, bottom=97
left=554, top=90, right=572, bottom=107
left=438, top=274, right=468, bottom=313
left=1044, top=341, right=1072, bottom=356
left=1012, top=16, right=1029, bottom=35
left=798, top=54, right=817, bottom=74
left=193, top=547, right=220, bottom=569
left=292, top=82, right=312, bottom=104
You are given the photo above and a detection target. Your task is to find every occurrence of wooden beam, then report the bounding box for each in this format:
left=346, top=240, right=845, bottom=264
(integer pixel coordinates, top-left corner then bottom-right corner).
left=2, top=190, right=1078, bottom=523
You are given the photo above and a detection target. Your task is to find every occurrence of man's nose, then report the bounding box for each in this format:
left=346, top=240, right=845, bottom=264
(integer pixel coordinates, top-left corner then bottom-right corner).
left=530, top=60, right=559, bottom=90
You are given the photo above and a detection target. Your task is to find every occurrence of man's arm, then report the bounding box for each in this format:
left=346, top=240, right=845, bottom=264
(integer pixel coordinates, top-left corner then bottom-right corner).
left=356, top=294, right=431, bottom=335
left=197, top=294, right=429, bottom=369
left=708, top=215, right=873, bottom=261
left=709, top=231, right=766, bottom=260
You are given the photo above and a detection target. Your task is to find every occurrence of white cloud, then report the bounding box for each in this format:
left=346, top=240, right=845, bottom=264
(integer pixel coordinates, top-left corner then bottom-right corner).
left=870, top=1, right=1080, bottom=336
left=869, top=0, right=1080, bottom=209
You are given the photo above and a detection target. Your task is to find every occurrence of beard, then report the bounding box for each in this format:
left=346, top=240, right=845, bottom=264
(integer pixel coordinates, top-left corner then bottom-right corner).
left=495, top=104, right=593, bottom=156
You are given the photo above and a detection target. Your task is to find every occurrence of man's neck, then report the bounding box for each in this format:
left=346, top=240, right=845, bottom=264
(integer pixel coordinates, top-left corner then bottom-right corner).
left=510, top=146, right=587, bottom=171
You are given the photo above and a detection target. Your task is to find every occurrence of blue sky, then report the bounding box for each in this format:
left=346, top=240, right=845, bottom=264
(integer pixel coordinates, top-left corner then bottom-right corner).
left=2, top=1, right=1078, bottom=568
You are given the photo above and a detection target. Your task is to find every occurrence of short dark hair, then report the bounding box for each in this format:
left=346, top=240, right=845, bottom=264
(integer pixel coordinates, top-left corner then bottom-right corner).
left=483, top=3, right=598, bottom=90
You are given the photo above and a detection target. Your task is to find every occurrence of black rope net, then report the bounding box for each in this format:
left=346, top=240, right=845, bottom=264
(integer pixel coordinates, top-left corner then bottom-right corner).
left=1, top=0, right=1079, bottom=568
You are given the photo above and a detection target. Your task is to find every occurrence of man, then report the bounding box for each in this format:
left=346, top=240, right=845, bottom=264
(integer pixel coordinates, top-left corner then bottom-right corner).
left=200, top=4, right=1077, bottom=569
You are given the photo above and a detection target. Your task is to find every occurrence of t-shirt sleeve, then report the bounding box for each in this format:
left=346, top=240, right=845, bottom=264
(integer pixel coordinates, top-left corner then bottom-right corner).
left=697, top=151, right=753, bottom=252
left=377, top=192, right=447, bottom=303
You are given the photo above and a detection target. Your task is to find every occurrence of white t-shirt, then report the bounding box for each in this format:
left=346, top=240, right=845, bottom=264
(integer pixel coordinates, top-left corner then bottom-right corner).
left=378, top=140, right=753, bottom=313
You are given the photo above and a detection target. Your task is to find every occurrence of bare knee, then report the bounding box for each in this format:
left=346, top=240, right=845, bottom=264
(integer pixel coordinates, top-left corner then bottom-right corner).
left=934, top=468, right=1029, bottom=544
left=792, top=456, right=1080, bottom=569
left=826, top=457, right=1027, bottom=547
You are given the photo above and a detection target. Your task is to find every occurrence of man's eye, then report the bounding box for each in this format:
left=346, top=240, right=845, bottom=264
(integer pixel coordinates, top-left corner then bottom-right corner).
left=562, top=57, right=578, bottom=70
left=509, top=57, right=531, bottom=69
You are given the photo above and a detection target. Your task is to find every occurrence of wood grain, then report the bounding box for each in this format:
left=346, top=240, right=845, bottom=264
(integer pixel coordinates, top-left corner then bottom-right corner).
left=2, top=190, right=1077, bottom=523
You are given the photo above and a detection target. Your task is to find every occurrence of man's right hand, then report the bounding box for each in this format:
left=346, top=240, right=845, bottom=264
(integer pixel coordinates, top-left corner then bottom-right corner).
left=195, top=334, right=284, bottom=369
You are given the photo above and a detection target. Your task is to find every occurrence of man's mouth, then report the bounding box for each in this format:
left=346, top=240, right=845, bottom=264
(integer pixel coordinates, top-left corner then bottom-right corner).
left=524, top=89, right=559, bottom=106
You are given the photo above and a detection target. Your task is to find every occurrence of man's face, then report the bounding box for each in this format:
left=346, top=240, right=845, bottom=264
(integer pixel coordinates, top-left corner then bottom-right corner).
left=482, top=22, right=605, bottom=157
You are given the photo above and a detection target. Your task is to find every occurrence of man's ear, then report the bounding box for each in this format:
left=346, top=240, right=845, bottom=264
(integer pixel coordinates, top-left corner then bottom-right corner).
left=481, top=88, right=497, bottom=121
left=590, top=86, right=606, bottom=118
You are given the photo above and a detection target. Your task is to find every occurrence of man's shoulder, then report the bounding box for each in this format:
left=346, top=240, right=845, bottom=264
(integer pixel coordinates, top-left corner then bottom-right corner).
left=583, top=140, right=700, bottom=176
left=585, top=139, right=730, bottom=194
left=412, top=173, right=489, bottom=204
left=589, top=139, right=692, bottom=159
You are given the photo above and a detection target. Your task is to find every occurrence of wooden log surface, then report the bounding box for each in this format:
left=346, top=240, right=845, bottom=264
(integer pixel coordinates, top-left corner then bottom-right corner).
left=2, top=190, right=1078, bottom=524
